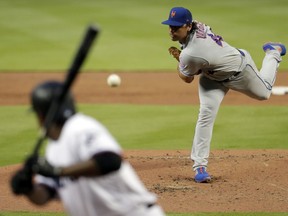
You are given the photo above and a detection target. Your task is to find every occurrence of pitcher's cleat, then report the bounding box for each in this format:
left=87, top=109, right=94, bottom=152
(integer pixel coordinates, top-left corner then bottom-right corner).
left=194, top=167, right=212, bottom=183
left=263, top=42, right=286, bottom=56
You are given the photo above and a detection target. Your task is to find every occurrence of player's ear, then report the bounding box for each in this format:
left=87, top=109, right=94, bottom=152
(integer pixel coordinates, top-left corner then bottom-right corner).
left=186, top=23, right=193, bottom=32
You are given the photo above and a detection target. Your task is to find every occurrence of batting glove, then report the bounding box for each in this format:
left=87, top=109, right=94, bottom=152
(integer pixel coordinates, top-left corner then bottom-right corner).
left=11, top=168, right=33, bottom=195
left=32, top=157, right=62, bottom=177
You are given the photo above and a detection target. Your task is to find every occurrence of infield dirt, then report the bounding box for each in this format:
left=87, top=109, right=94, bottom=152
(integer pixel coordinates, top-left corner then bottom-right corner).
left=1, top=72, right=288, bottom=213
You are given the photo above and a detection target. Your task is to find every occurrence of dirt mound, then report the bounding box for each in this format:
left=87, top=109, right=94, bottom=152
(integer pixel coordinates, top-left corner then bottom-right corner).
left=2, top=150, right=288, bottom=212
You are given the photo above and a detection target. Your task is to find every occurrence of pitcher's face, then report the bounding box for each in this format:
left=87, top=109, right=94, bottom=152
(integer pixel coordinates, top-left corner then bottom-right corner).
left=168, top=24, right=191, bottom=43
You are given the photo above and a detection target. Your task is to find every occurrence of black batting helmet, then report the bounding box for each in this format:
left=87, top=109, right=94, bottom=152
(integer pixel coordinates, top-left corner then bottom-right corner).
left=30, top=80, right=76, bottom=125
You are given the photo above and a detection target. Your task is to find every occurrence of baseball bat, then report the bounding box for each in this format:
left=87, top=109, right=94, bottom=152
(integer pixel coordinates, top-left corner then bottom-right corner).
left=32, top=25, right=100, bottom=156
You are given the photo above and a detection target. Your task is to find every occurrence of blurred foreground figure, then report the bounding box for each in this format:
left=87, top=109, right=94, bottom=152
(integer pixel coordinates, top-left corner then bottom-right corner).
left=11, top=80, right=166, bottom=216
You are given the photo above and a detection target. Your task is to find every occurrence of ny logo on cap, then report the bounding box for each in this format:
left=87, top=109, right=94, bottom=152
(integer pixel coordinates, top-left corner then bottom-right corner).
left=171, top=10, right=176, bottom=18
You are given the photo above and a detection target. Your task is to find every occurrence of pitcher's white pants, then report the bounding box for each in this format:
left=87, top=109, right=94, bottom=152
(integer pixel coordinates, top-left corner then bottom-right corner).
left=191, top=49, right=281, bottom=170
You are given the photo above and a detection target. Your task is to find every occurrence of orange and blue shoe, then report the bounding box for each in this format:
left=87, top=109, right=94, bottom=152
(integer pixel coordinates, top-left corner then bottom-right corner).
left=263, top=42, right=286, bottom=56
left=194, top=167, right=212, bottom=183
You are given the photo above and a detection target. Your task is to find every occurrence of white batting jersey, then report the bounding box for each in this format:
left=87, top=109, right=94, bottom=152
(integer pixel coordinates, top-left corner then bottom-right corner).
left=179, top=22, right=246, bottom=81
left=35, top=113, right=164, bottom=216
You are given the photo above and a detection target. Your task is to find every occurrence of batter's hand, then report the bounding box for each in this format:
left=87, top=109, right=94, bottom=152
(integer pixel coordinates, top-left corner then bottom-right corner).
left=10, top=154, right=38, bottom=195
left=168, top=46, right=181, bottom=62
left=11, top=168, right=33, bottom=195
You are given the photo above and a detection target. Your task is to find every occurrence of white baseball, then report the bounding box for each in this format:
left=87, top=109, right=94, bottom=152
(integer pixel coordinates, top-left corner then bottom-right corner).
left=107, top=74, right=121, bottom=87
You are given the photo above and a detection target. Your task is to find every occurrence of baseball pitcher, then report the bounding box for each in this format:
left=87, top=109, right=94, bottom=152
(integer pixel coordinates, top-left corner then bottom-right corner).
left=162, top=7, right=286, bottom=183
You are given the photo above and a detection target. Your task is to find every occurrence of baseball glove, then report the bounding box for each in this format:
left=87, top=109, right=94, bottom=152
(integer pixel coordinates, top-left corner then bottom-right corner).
left=168, top=46, right=181, bottom=62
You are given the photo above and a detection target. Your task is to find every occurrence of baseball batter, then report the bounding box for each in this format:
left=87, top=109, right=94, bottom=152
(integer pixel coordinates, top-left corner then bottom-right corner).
left=162, top=7, right=286, bottom=183
left=11, top=81, right=166, bottom=216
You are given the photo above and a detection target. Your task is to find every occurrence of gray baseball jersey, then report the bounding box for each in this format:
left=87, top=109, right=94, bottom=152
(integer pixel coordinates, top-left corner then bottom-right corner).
left=179, top=22, right=245, bottom=81
left=178, top=22, right=282, bottom=170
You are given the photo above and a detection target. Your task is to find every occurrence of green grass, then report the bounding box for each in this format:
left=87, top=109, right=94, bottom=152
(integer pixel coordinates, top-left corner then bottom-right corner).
left=1, top=104, right=288, bottom=166
left=0, top=106, right=38, bottom=165
left=0, top=0, right=287, bottom=71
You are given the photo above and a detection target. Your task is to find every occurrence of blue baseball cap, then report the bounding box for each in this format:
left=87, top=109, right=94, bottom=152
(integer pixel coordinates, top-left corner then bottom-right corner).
left=161, top=7, right=193, bottom=26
